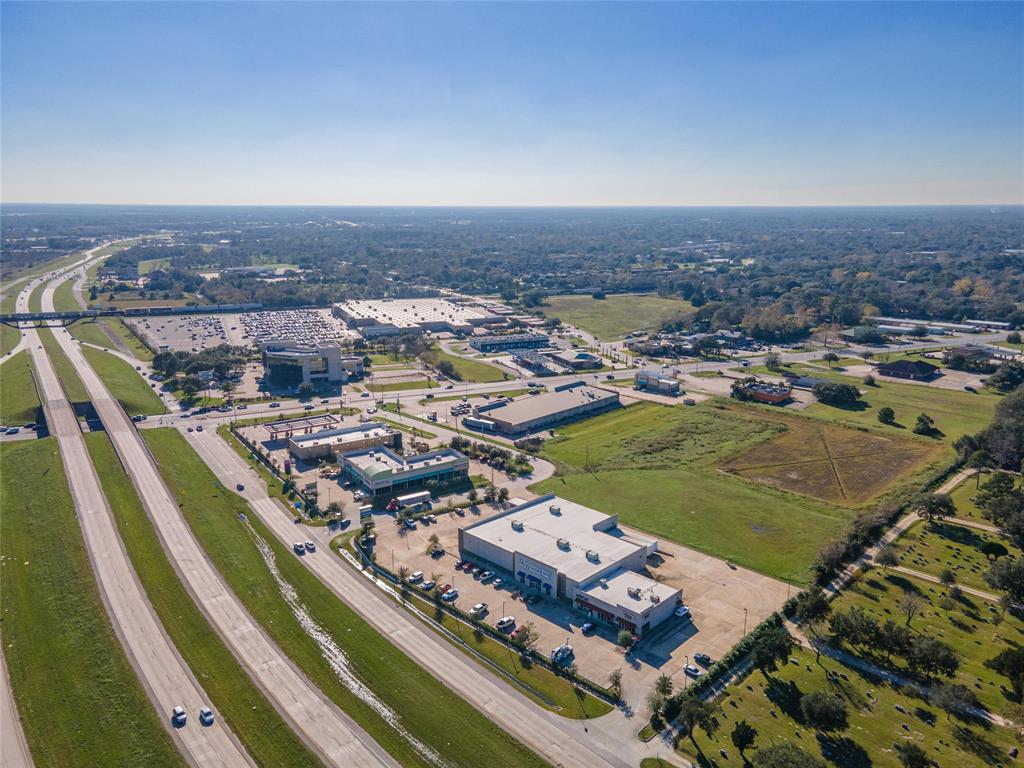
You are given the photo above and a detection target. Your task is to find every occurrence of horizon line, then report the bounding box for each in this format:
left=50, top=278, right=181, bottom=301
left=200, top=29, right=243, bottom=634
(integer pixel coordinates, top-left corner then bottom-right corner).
left=3, top=201, right=1023, bottom=210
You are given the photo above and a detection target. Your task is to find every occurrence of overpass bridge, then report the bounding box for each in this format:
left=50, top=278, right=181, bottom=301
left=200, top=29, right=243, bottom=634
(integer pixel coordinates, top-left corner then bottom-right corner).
left=0, top=302, right=265, bottom=328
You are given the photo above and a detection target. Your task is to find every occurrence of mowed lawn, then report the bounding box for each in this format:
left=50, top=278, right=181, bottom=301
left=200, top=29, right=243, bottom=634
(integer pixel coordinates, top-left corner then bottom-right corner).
left=82, top=432, right=322, bottom=768
left=539, top=293, right=693, bottom=340
left=832, top=569, right=1023, bottom=716
left=0, top=439, right=183, bottom=768
left=71, top=318, right=154, bottom=361
left=677, top=644, right=1020, bottom=768
left=426, top=345, right=508, bottom=382
left=0, top=350, right=41, bottom=425
left=142, top=428, right=549, bottom=768
left=791, top=365, right=1000, bottom=448
left=81, top=345, right=165, bottom=415
left=896, top=519, right=1019, bottom=592
left=532, top=402, right=857, bottom=583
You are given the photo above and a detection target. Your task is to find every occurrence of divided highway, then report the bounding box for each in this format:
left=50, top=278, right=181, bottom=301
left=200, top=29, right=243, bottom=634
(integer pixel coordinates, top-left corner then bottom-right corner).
left=18, top=255, right=253, bottom=767
left=38, top=272, right=398, bottom=767
left=188, top=429, right=638, bottom=768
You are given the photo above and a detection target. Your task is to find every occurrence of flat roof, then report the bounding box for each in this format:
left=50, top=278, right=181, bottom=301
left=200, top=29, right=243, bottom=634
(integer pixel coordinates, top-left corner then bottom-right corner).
left=580, top=568, right=679, bottom=613
left=463, top=494, right=654, bottom=583
left=289, top=422, right=394, bottom=448
left=479, top=385, right=617, bottom=428
left=263, top=414, right=340, bottom=435
left=334, top=298, right=495, bottom=328
left=344, top=446, right=467, bottom=479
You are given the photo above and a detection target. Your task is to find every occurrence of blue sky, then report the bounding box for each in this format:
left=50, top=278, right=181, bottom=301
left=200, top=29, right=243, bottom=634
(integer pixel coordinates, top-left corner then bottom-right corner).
left=2, top=1, right=1021, bottom=205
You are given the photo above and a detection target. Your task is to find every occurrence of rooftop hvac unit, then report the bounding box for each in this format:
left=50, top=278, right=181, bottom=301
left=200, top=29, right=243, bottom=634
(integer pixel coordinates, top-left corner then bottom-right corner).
left=549, top=505, right=561, bottom=515
left=511, top=520, right=525, bottom=532
left=598, top=578, right=609, bottom=588
left=627, top=586, right=642, bottom=599
left=557, top=538, right=571, bottom=551
left=585, top=549, right=600, bottom=563
left=650, top=594, right=661, bottom=603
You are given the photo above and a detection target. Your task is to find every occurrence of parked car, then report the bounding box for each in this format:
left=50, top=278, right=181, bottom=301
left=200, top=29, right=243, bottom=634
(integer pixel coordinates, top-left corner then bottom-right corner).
left=441, top=589, right=458, bottom=601
left=526, top=594, right=541, bottom=605
left=440, top=584, right=452, bottom=593
left=684, top=664, right=702, bottom=678
left=492, top=578, right=503, bottom=589
left=407, top=571, right=423, bottom=583
left=471, top=567, right=482, bottom=577
left=419, top=580, right=436, bottom=591
left=172, top=705, right=187, bottom=726
left=198, top=707, right=214, bottom=726
left=455, top=560, right=467, bottom=569
left=360, top=391, right=370, bottom=397
left=694, top=652, right=712, bottom=665
left=293, top=542, right=306, bottom=555
left=304, top=540, right=316, bottom=552
left=551, top=644, right=574, bottom=663
left=496, top=616, right=516, bottom=632
left=480, top=570, right=495, bottom=582
left=675, top=605, right=691, bottom=619
left=470, top=602, right=489, bottom=617
left=580, top=622, right=595, bottom=634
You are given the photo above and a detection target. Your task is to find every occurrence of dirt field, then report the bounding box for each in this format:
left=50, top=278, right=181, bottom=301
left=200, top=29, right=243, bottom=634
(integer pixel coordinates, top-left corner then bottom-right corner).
left=720, top=417, right=940, bottom=505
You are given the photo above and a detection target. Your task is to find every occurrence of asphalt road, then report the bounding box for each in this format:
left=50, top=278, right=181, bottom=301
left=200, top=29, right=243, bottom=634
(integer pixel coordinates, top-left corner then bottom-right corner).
left=38, top=270, right=398, bottom=768
left=18, top=250, right=254, bottom=767
left=188, top=427, right=653, bottom=768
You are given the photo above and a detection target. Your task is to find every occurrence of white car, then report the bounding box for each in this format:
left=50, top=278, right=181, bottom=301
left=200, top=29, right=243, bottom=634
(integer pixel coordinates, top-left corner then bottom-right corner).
left=198, top=706, right=214, bottom=726
left=684, top=664, right=702, bottom=678
left=172, top=705, right=187, bottom=726
left=496, top=616, right=516, bottom=632
left=419, top=580, right=436, bottom=591
left=675, top=605, right=691, bottom=619
left=293, top=542, right=306, bottom=555
left=304, top=540, right=316, bottom=552
left=470, top=602, right=488, bottom=617
left=441, top=589, right=458, bottom=601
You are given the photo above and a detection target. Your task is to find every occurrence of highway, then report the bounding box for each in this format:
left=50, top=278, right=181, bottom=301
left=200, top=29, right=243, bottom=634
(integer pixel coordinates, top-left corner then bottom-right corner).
left=36, top=270, right=399, bottom=768
left=188, top=428, right=643, bottom=768
left=17, top=250, right=254, bottom=767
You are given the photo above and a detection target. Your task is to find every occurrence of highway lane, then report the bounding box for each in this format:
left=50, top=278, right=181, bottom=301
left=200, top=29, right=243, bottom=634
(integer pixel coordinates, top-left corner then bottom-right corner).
left=39, top=275, right=399, bottom=768
left=23, top=258, right=256, bottom=767
left=188, top=427, right=642, bottom=768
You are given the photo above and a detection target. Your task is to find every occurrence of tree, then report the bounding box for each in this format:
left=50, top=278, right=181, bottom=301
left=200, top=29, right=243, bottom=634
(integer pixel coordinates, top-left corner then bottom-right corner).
left=677, top=698, right=720, bottom=748
left=898, top=590, right=926, bottom=626
left=894, top=741, right=930, bottom=768
left=939, top=568, right=957, bottom=589
left=617, top=629, right=635, bottom=649
left=913, top=412, right=935, bottom=436
left=646, top=691, right=665, bottom=719
left=876, top=543, right=899, bottom=571
left=297, top=382, right=315, bottom=398
left=822, top=351, right=840, bottom=368
left=513, top=621, right=538, bottom=650
left=929, top=682, right=975, bottom=720
left=981, top=541, right=1009, bottom=561
left=730, top=719, right=757, bottom=758
left=425, top=532, right=440, bottom=555
left=654, top=673, right=673, bottom=698
left=968, top=449, right=994, bottom=488
left=1009, top=331, right=1022, bottom=345
left=907, top=636, right=959, bottom=678
left=911, top=492, right=954, bottom=524
left=812, top=381, right=861, bottom=406
left=794, top=590, right=831, bottom=625
left=985, top=556, right=1024, bottom=603
left=752, top=626, right=794, bottom=676
left=497, top=486, right=510, bottom=504
left=800, top=690, right=848, bottom=732
left=752, top=742, right=826, bottom=768
left=862, top=373, right=876, bottom=387
left=986, top=647, right=1024, bottom=701
left=467, top=488, right=478, bottom=504
left=608, top=668, right=623, bottom=699
left=764, top=352, right=783, bottom=371
left=878, top=406, right=896, bottom=425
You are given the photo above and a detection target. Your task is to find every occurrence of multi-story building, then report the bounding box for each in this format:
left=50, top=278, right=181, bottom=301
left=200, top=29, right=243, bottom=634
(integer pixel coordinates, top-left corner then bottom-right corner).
left=341, top=446, right=470, bottom=495
left=469, top=333, right=549, bottom=353
left=261, top=339, right=346, bottom=388
left=287, top=422, right=400, bottom=461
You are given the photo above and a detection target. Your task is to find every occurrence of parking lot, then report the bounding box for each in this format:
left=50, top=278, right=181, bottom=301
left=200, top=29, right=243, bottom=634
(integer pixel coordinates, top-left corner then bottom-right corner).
left=369, top=499, right=790, bottom=705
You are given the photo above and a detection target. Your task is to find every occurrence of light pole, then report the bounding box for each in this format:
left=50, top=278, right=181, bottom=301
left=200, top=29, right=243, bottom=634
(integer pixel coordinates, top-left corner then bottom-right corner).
left=743, top=607, right=748, bottom=635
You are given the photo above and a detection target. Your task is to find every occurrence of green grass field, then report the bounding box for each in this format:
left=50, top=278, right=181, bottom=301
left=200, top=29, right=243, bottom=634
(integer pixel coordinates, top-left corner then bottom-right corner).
left=82, top=431, right=322, bottom=768
left=676, top=644, right=1019, bottom=768
left=142, top=428, right=549, bottom=768
left=0, top=439, right=183, bottom=768
left=70, top=318, right=154, bottom=361
left=0, top=283, right=21, bottom=354
left=950, top=476, right=987, bottom=521
left=0, top=350, right=41, bottom=425
left=52, top=279, right=79, bottom=312
left=790, top=365, right=999, bottom=448
left=81, top=346, right=165, bottom=415
left=425, top=346, right=508, bottom=383
left=539, top=293, right=693, bottom=340
left=369, top=377, right=437, bottom=392
left=532, top=402, right=859, bottom=583
left=895, top=520, right=1019, bottom=592
left=37, top=328, right=89, bottom=403
left=832, top=569, right=1023, bottom=717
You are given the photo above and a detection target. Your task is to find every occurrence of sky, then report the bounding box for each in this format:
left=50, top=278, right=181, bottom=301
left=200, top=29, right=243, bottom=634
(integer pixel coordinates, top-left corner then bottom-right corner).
left=2, top=1, right=1022, bottom=206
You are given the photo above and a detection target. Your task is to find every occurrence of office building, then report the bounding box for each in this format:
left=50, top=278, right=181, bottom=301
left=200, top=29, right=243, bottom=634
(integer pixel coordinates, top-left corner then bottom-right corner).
left=469, top=333, right=549, bottom=353
left=635, top=369, right=681, bottom=396
left=287, top=422, right=400, bottom=461
left=341, top=446, right=470, bottom=495
left=261, top=340, right=346, bottom=388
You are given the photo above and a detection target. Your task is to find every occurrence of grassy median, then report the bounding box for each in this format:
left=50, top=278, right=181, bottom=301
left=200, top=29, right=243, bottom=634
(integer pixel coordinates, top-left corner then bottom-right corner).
left=0, top=439, right=183, bottom=768
left=82, top=431, right=321, bottom=768
left=81, top=345, right=165, bottom=415
left=143, top=427, right=551, bottom=768
left=0, top=350, right=41, bottom=425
